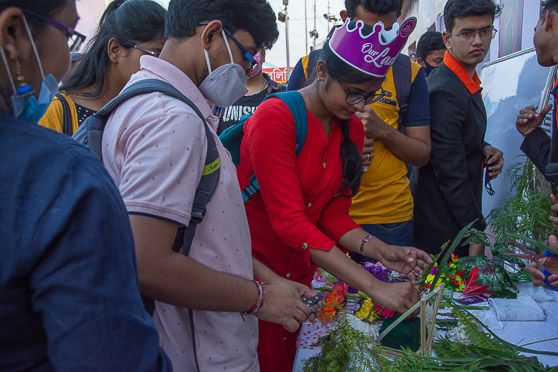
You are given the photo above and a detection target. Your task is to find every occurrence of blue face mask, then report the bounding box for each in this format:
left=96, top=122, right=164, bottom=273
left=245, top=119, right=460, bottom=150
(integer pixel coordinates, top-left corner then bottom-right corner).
left=10, top=73, right=59, bottom=123
left=0, top=15, right=60, bottom=123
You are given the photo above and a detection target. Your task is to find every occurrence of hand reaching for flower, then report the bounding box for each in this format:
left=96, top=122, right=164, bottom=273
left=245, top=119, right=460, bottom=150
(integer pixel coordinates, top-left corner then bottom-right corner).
left=375, top=244, right=433, bottom=278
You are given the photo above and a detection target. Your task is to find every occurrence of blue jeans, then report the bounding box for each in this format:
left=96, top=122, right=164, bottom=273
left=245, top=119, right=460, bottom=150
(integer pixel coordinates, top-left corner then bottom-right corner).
left=352, top=220, right=414, bottom=263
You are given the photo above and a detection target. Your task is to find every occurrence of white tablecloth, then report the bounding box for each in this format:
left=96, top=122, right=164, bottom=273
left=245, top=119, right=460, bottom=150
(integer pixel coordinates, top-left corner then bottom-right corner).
left=293, top=284, right=558, bottom=371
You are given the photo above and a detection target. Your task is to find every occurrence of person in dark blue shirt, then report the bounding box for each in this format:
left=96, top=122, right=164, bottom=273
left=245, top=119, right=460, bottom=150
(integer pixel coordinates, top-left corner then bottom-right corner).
left=0, top=1, right=170, bottom=370
left=415, top=31, right=446, bottom=77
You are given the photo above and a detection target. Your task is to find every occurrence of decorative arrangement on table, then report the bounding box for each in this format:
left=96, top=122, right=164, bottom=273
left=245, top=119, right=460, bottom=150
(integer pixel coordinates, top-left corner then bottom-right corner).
left=303, top=304, right=557, bottom=372
left=303, top=216, right=558, bottom=372
left=304, top=223, right=558, bottom=372
left=303, top=158, right=558, bottom=370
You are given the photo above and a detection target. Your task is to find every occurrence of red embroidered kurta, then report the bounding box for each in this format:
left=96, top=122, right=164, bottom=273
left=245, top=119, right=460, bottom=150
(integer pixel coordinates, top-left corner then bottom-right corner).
left=237, top=97, right=364, bottom=372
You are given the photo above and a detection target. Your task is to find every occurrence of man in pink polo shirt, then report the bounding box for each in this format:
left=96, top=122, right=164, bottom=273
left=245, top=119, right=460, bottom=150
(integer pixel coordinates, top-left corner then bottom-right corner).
left=102, top=1, right=312, bottom=371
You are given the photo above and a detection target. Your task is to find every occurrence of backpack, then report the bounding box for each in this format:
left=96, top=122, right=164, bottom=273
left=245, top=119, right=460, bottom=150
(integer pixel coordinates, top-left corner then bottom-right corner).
left=73, top=79, right=220, bottom=372
left=73, top=79, right=220, bottom=258
left=219, top=91, right=308, bottom=201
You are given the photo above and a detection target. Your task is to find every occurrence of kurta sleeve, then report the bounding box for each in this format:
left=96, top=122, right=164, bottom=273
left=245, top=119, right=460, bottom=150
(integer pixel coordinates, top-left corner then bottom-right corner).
left=245, top=99, right=336, bottom=254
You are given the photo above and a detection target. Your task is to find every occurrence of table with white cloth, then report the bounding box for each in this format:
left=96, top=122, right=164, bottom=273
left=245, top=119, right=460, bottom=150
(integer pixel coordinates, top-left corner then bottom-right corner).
left=292, top=283, right=558, bottom=371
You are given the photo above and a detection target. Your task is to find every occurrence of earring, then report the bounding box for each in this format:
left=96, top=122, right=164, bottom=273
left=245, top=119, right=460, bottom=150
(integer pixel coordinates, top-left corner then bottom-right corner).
left=13, top=60, right=33, bottom=97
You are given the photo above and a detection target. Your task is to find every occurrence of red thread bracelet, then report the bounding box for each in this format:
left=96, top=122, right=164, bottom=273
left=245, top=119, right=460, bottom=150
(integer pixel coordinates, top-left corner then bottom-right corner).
left=242, top=280, right=265, bottom=319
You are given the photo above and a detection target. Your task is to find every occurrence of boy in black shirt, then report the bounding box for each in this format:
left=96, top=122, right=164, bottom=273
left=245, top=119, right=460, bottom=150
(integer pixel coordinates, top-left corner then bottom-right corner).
left=416, top=31, right=446, bottom=77
left=414, top=0, right=504, bottom=257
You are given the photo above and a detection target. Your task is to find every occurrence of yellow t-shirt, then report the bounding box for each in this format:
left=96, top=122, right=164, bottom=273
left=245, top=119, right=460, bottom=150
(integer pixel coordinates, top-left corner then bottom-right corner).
left=39, top=92, right=79, bottom=135
left=350, top=62, right=422, bottom=225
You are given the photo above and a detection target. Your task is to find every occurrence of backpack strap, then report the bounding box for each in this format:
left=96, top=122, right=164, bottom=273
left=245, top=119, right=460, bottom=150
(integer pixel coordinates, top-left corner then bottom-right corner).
left=56, top=93, right=73, bottom=135
left=267, top=91, right=308, bottom=155
left=84, top=78, right=219, bottom=256
left=241, top=91, right=308, bottom=202
left=392, top=54, right=412, bottom=132
left=392, top=55, right=420, bottom=195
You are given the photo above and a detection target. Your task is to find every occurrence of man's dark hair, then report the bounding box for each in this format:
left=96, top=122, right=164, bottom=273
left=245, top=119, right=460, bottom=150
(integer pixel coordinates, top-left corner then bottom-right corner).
left=543, top=0, right=558, bottom=12
left=62, top=0, right=166, bottom=98
left=443, top=0, right=502, bottom=32
left=416, top=31, right=446, bottom=61
left=345, top=0, right=402, bottom=18
left=0, top=0, right=67, bottom=30
left=165, top=0, right=279, bottom=50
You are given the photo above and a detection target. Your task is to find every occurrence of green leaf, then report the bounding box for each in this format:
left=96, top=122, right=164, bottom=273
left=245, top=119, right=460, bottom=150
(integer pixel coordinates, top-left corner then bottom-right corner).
left=429, top=220, right=478, bottom=292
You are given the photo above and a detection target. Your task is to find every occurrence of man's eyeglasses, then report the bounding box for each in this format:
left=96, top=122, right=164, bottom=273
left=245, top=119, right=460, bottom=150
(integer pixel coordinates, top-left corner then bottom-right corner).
left=122, top=43, right=160, bottom=57
left=344, top=87, right=392, bottom=106
left=22, top=9, right=86, bottom=53
left=222, top=28, right=259, bottom=74
left=451, top=26, right=498, bottom=41
left=198, top=22, right=259, bottom=75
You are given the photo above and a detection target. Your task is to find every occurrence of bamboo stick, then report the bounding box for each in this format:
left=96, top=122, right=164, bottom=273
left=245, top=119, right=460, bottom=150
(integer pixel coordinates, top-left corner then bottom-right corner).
left=426, top=283, right=445, bottom=352
left=420, top=299, right=426, bottom=355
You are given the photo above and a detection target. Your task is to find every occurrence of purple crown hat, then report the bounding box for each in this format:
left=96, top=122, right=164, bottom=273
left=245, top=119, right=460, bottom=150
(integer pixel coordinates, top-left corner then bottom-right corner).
left=329, top=17, right=417, bottom=78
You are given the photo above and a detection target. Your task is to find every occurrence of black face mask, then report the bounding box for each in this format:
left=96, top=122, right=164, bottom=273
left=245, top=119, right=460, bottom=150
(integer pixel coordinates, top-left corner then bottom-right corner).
left=424, top=61, right=437, bottom=76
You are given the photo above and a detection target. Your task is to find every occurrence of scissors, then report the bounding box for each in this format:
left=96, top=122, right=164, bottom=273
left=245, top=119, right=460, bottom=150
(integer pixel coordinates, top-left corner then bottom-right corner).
left=507, top=240, right=558, bottom=292
left=302, top=293, right=324, bottom=313
left=538, top=249, right=558, bottom=291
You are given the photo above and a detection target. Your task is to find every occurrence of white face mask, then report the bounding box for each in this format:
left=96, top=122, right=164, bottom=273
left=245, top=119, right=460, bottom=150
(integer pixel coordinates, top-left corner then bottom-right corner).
left=199, top=30, right=248, bottom=108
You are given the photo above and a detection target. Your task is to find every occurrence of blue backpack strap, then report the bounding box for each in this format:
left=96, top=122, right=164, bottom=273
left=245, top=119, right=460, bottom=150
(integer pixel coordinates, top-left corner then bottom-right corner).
left=266, top=91, right=308, bottom=155
left=219, top=113, right=252, bottom=166
left=241, top=91, right=308, bottom=202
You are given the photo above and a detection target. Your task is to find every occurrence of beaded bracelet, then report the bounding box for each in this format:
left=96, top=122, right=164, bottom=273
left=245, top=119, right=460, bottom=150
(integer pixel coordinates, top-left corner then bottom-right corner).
left=242, top=280, right=265, bottom=319
left=360, top=233, right=374, bottom=256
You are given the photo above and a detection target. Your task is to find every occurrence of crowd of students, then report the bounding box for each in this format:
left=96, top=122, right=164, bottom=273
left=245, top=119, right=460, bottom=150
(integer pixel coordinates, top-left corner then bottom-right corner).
left=0, top=0, right=557, bottom=371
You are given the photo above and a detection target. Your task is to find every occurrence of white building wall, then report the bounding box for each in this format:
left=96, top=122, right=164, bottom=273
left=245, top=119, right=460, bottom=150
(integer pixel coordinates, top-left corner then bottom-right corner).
left=76, top=0, right=111, bottom=45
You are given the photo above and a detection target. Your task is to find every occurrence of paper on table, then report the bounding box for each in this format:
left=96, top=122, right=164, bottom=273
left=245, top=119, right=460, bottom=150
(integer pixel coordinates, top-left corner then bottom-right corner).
left=490, top=296, right=546, bottom=321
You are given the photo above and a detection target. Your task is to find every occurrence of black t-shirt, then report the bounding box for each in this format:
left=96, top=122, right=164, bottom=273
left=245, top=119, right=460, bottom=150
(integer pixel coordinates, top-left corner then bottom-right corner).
left=219, top=88, right=268, bottom=133
left=75, top=103, right=97, bottom=125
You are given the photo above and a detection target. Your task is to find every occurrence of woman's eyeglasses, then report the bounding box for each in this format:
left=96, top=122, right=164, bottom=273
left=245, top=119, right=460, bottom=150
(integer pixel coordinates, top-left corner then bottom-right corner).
left=345, top=87, right=392, bottom=106
left=22, top=9, right=86, bottom=53
left=123, top=43, right=161, bottom=58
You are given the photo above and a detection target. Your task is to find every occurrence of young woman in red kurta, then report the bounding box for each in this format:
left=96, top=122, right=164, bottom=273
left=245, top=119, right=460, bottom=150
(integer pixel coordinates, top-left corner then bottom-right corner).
left=237, top=25, right=432, bottom=372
